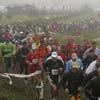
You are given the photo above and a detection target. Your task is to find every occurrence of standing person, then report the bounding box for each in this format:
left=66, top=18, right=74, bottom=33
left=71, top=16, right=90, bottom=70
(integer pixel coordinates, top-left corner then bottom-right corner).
left=12, top=40, right=22, bottom=72
left=83, top=41, right=100, bottom=59
left=62, top=62, right=84, bottom=100
left=57, top=46, right=66, bottom=64
left=26, top=45, right=43, bottom=100
left=83, top=49, right=97, bottom=70
left=0, top=38, right=16, bottom=72
left=66, top=37, right=78, bottom=60
left=44, top=52, right=64, bottom=100
left=85, top=62, right=100, bottom=100
left=18, top=42, right=29, bottom=75
left=85, top=56, right=100, bottom=75
left=83, top=62, right=100, bottom=88
left=65, top=53, right=83, bottom=73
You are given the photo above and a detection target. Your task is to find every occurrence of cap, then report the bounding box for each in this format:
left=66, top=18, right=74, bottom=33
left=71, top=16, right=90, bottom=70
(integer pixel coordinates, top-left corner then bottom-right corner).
left=32, top=45, right=36, bottom=49
left=51, top=52, right=58, bottom=58
left=15, top=40, right=19, bottom=43
left=72, top=53, right=77, bottom=59
left=49, top=37, right=53, bottom=41
left=71, top=61, right=78, bottom=69
left=20, top=31, right=24, bottom=34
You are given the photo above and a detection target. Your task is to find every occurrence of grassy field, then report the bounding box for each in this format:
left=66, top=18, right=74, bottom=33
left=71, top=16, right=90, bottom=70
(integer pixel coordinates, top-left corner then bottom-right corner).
left=0, top=66, right=88, bottom=100
left=0, top=13, right=100, bottom=100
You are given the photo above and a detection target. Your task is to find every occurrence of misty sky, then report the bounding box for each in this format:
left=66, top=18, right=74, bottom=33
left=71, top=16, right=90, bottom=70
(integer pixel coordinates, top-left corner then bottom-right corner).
left=0, top=0, right=100, bottom=9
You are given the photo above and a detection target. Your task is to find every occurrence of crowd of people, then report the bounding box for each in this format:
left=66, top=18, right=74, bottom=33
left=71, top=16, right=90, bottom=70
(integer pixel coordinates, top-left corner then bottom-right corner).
left=0, top=21, right=100, bottom=100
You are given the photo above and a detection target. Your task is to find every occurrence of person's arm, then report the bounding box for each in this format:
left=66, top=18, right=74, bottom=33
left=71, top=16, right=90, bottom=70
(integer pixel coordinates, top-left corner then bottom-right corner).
left=12, top=44, right=16, bottom=55
left=64, top=61, right=71, bottom=73
left=62, top=73, right=70, bottom=93
left=83, top=49, right=89, bottom=59
left=83, top=72, right=93, bottom=87
left=26, top=52, right=32, bottom=66
left=85, top=61, right=96, bottom=75
left=79, top=59, right=84, bottom=70
left=84, top=79, right=93, bottom=98
left=43, top=60, right=49, bottom=72
left=62, top=73, right=68, bottom=90
left=83, top=57, right=87, bottom=68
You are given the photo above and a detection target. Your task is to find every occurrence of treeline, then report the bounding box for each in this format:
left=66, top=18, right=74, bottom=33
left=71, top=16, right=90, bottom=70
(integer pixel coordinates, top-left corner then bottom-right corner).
left=0, top=3, right=95, bottom=20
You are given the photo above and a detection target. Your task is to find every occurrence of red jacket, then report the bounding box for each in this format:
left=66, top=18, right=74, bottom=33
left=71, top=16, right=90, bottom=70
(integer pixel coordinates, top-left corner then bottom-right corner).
left=26, top=51, right=40, bottom=73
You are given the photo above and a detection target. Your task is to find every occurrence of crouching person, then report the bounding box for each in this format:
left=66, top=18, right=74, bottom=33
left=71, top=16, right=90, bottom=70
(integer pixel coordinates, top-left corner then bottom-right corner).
left=62, top=61, right=84, bottom=100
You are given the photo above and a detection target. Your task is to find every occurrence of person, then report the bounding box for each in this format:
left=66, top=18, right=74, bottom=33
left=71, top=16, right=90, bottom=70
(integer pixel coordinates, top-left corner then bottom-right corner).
left=18, top=42, right=29, bottom=74
left=37, top=39, right=50, bottom=63
left=83, top=41, right=100, bottom=59
left=66, top=37, right=78, bottom=60
left=12, top=40, right=22, bottom=72
left=44, top=52, right=64, bottom=100
left=57, top=46, right=66, bottom=64
left=85, top=56, right=100, bottom=75
left=0, top=38, right=16, bottom=72
left=83, top=49, right=97, bottom=70
left=26, top=45, right=43, bottom=100
left=83, top=62, right=100, bottom=87
left=65, top=53, right=83, bottom=73
left=62, top=62, right=84, bottom=100
left=85, top=62, right=100, bottom=100
left=82, top=39, right=91, bottom=52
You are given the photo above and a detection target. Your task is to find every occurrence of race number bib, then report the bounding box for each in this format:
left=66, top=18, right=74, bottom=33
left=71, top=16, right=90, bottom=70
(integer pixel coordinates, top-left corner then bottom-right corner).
left=51, top=69, right=58, bottom=75
left=32, top=59, right=38, bottom=64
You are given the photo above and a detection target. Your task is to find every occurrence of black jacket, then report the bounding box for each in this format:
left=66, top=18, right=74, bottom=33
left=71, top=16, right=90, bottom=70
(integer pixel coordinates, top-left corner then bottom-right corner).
left=44, top=59, right=64, bottom=83
left=17, top=47, right=29, bottom=62
left=62, top=70, right=84, bottom=95
left=85, top=77, right=100, bottom=100
left=83, top=55, right=97, bottom=69
left=83, top=70, right=98, bottom=87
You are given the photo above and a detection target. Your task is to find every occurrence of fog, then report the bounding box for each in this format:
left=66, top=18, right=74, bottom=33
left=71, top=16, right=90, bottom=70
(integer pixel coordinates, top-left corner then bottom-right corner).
left=0, top=0, right=100, bottom=9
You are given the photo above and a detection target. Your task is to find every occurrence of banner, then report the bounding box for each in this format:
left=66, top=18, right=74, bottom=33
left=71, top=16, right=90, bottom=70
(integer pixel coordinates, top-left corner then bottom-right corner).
left=0, top=71, right=42, bottom=85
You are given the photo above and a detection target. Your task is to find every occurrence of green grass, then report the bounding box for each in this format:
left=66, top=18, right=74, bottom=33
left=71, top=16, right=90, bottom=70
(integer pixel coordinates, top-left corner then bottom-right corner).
left=69, top=12, right=97, bottom=22
left=0, top=15, right=39, bottom=24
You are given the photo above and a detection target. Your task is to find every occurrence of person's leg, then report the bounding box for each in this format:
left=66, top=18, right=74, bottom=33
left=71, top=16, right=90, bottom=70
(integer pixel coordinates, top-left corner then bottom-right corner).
left=36, top=74, right=44, bottom=100
left=51, top=85, right=58, bottom=100
left=4, top=57, right=11, bottom=73
left=24, top=62, right=28, bottom=83
left=19, top=61, right=24, bottom=74
left=24, top=63, right=28, bottom=75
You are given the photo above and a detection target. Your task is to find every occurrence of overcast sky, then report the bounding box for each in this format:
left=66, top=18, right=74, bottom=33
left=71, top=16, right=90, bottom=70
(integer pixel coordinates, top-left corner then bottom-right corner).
left=0, top=0, right=100, bottom=9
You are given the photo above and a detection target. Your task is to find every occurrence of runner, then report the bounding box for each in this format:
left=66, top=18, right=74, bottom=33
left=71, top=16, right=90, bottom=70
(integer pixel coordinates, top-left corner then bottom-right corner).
left=26, top=45, right=43, bottom=100
left=18, top=41, right=29, bottom=78
left=83, top=49, right=97, bottom=70
left=83, top=41, right=100, bottom=59
left=85, top=62, right=100, bottom=100
left=62, top=62, right=84, bottom=100
left=85, top=56, right=100, bottom=75
left=65, top=53, right=83, bottom=73
left=44, top=52, right=64, bottom=100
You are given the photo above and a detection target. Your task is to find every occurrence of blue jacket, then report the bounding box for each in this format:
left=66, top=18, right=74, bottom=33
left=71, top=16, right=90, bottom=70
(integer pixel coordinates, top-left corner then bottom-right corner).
left=64, top=58, right=83, bottom=73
